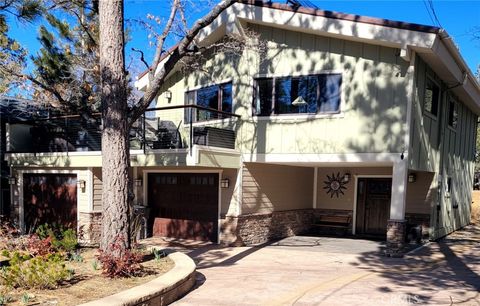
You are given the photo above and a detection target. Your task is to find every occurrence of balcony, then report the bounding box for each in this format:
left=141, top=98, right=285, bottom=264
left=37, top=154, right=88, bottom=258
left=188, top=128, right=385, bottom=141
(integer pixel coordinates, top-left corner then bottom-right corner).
left=5, top=105, right=241, bottom=168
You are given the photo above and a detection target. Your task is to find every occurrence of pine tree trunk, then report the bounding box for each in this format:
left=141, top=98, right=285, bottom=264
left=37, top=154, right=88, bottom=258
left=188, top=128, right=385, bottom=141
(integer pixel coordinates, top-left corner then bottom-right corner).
left=99, top=0, right=131, bottom=254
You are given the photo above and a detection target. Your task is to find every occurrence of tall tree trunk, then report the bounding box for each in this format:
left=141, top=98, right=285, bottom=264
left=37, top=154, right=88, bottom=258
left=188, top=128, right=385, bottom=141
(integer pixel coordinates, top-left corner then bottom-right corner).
left=99, top=0, right=131, bottom=254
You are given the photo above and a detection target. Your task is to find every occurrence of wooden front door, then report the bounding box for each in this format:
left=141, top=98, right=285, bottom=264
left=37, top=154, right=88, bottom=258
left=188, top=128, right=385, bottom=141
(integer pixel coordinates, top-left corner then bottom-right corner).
left=356, top=178, right=392, bottom=237
left=23, top=174, right=78, bottom=232
left=148, top=173, right=219, bottom=242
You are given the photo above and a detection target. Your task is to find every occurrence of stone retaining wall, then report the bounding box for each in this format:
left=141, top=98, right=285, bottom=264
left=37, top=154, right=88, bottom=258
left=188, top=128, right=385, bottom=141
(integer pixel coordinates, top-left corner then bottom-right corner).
left=221, top=209, right=314, bottom=246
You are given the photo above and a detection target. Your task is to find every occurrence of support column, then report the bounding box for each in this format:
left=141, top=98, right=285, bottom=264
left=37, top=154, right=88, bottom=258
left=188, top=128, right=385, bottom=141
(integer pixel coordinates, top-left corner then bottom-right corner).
left=387, top=158, right=408, bottom=255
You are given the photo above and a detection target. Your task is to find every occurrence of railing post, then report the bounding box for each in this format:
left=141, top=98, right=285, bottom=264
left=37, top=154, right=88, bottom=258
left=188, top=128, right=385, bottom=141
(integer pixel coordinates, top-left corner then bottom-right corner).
left=189, top=107, right=193, bottom=156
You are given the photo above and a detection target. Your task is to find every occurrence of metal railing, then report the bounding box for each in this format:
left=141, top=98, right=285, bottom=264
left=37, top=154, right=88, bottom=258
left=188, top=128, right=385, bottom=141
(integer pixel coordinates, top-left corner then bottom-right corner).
left=6, top=105, right=240, bottom=154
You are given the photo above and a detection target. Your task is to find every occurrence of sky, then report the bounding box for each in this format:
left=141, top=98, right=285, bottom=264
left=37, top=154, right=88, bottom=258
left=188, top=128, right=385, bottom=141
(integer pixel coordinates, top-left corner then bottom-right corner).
left=7, top=0, right=480, bottom=76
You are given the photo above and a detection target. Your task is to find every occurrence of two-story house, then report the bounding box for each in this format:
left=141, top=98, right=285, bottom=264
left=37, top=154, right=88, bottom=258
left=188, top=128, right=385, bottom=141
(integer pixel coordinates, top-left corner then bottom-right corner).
left=5, top=1, right=480, bottom=252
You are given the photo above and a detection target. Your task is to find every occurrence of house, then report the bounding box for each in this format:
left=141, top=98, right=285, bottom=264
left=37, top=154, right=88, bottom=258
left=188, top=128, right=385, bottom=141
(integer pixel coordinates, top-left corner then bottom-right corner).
left=5, top=0, right=480, bottom=252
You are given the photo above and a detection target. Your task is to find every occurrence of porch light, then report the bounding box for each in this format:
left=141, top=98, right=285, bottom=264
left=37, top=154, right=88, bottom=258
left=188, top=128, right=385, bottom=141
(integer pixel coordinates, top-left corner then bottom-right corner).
left=135, top=179, right=143, bottom=187
left=77, top=180, right=86, bottom=189
left=164, top=90, right=172, bottom=100
left=408, top=173, right=416, bottom=183
left=8, top=177, right=16, bottom=185
left=221, top=178, right=230, bottom=188
left=343, top=173, right=350, bottom=183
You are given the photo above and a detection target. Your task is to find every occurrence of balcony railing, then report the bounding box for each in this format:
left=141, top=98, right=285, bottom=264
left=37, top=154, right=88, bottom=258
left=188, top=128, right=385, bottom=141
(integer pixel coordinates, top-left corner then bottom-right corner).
left=6, top=105, right=240, bottom=154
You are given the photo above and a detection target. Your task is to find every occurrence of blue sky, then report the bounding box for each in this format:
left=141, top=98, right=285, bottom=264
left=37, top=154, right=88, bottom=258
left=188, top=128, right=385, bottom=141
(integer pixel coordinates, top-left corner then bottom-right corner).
left=7, top=0, right=480, bottom=75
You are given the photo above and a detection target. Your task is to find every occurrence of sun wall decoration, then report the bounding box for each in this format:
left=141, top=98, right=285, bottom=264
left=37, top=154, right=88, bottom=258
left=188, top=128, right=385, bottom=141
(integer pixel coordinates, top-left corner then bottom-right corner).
left=323, top=172, right=348, bottom=198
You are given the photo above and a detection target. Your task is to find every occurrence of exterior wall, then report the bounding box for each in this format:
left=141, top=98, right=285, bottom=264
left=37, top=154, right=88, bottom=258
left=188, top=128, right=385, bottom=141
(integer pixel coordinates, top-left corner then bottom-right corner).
left=155, top=23, right=411, bottom=156
left=242, top=163, right=313, bottom=214
left=410, top=55, right=477, bottom=239
left=316, top=167, right=392, bottom=211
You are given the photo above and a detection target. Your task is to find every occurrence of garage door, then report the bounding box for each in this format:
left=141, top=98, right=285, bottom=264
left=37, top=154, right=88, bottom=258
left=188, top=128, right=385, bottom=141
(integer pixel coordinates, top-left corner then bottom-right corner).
left=148, top=173, right=218, bottom=242
left=23, top=174, right=77, bottom=231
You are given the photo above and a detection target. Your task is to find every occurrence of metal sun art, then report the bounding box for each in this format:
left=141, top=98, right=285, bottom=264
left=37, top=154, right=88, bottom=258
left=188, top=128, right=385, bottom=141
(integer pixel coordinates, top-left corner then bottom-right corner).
left=323, top=172, right=348, bottom=198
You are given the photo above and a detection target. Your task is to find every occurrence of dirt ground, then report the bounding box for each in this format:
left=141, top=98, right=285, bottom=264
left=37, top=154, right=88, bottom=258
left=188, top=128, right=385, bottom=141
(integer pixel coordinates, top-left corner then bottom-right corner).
left=472, top=190, right=480, bottom=224
left=3, top=248, right=173, bottom=306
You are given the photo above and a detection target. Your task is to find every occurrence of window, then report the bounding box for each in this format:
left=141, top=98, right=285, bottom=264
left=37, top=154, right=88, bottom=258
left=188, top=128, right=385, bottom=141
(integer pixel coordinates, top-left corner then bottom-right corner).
left=253, top=74, right=342, bottom=116
left=424, top=78, right=440, bottom=116
left=185, top=82, right=233, bottom=122
left=447, top=98, right=458, bottom=128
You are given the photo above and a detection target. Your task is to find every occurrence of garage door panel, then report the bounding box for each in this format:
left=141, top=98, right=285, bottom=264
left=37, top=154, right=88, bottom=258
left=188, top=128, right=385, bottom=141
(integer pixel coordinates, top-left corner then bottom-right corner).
left=23, top=174, right=77, bottom=231
left=148, top=173, right=218, bottom=242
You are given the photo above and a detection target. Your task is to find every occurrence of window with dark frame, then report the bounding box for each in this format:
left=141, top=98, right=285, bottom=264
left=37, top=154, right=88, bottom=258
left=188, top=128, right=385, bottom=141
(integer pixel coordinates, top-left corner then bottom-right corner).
left=447, top=97, right=458, bottom=129
left=185, top=82, right=233, bottom=123
left=424, top=78, right=440, bottom=116
left=253, top=74, right=342, bottom=116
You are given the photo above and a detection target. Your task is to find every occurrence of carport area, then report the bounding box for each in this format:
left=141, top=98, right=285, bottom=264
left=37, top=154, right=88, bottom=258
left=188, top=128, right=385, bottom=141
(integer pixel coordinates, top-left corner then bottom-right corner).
left=142, top=226, right=480, bottom=305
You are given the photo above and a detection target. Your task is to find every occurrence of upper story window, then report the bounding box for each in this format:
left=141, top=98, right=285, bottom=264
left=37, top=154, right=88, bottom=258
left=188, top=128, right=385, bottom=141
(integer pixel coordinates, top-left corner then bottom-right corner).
left=253, top=73, right=342, bottom=116
left=447, top=97, right=458, bottom=129
left=424, top=78, right=440, bottom=116
left=185, top=82, right=232, bottom=122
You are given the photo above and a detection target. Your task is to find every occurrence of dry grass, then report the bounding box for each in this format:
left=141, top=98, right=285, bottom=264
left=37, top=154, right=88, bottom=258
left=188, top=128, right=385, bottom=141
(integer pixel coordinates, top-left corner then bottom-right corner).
left=471, top=191, right=480, bottom=224
left=1, top=248, right=173, bottom=305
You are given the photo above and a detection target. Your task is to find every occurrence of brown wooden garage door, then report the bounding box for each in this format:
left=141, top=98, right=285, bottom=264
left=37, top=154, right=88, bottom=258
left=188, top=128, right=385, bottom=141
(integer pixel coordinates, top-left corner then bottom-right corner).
left=23, top=174, right=77, bottom=232
left=148, top=173, right=218, bottom=242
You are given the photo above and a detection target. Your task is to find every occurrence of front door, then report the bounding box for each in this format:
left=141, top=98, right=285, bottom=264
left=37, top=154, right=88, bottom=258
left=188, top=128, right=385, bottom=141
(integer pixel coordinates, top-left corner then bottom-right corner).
left=356, top=178, right=392, bottom=237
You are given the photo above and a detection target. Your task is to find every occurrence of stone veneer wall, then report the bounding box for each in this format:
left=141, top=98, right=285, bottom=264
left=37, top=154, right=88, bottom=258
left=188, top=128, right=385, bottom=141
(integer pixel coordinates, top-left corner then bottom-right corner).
left=220, top=209, right=314, bottom=246
left=78, top=212, right=102, bottom=247
left=405, top=213, right=431, bottom=239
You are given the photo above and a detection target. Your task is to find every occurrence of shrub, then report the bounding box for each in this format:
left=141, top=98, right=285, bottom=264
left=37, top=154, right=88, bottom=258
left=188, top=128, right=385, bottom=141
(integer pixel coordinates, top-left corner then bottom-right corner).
left=97, top=238, right=142, bottom=278
left=0, top=253, right=72, bottom=289
left=34, top=224, right=78, bottom=253
left=27, top=235, right=54, bottom=257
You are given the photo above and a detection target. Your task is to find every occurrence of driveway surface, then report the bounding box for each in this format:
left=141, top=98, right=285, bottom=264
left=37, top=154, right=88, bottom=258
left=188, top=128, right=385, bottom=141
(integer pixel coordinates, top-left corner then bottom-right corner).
left=145, top=225, right=480, bottom=305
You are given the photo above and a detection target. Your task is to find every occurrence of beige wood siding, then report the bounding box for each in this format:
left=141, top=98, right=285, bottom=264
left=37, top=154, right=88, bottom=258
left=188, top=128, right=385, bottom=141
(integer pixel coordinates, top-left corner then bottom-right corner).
left=405, top=171, right=435, bottom=215
left=92, top=167, right=102, bottom=212
left=242, top=163, right=313, bottom=214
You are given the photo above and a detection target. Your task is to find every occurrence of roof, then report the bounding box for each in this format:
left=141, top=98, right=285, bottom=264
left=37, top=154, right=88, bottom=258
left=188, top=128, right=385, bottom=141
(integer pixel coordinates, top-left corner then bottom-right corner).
left=240, top=0, right=441, bottom=34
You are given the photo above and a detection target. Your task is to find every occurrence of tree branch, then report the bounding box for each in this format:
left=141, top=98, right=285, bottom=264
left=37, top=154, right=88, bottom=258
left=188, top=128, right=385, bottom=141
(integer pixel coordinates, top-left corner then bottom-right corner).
left=128, top=0, right=237, bottom=125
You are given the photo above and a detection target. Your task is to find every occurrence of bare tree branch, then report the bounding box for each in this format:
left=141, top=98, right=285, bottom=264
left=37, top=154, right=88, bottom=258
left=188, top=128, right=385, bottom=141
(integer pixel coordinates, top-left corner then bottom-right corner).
left=129, top=0, right=237, bottom=125
left=150, top=0, right=180, bottom=73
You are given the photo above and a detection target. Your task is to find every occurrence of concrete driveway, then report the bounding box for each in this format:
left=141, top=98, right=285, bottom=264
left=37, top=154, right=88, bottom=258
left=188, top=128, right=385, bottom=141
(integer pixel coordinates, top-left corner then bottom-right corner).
left=146, top=226, right=480, bottom=305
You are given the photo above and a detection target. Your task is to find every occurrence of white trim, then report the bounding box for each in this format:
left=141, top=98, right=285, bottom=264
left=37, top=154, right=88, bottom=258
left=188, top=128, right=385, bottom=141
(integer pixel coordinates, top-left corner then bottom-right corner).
left=352, top=174, right=393, bottom=235
left=185, top=78, right=233, bottom=92
left=194, top=145, right=241, bottom=155
left=16, top=169, right=84, bottom=234
left=237, top=164, right=243, bottom=216
left=136, top=148, right=189, bottom=155
left=243, top=153, right=403, bottom=164
left=313, top=167, right=318, bottom=209
left=254, top=70, right=343, bottom=79
left=6, top=149, right=147, bottom=159
left=142, top=169, right=223, bottom=244
left=251, top=113, right=344, bottom=121
left=190, top=117, right=238, bottom=127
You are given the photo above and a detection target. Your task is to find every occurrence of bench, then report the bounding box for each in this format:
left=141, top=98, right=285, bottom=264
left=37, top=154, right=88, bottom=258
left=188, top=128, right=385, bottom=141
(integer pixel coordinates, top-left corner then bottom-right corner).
left=312, top=215, right=351, bottom=235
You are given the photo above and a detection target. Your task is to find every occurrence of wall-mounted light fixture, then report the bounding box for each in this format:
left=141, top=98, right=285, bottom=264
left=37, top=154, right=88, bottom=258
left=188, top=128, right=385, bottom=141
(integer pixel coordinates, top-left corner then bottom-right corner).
left=77, top=180, right=86, bottom=189
left=8, top=177, right=16, bottom=185
left=343, top=173, right=351, bottom=183
left=408, top=173, right=416, bottom=183
left=221, top=178, right=230, bottom=188
left=164, top=90, right=172, bottom=102
left=135, top=179, right=143, bottom=187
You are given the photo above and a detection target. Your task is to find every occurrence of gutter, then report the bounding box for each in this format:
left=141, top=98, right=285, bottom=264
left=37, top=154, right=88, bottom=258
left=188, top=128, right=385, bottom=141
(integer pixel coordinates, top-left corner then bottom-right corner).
left=438, top=29, right=480, bottom=93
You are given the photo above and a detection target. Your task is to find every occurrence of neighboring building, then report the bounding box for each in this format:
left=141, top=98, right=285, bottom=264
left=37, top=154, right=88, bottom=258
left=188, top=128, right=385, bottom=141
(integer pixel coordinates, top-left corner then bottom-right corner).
left=5, top=1, right=480, bottom=252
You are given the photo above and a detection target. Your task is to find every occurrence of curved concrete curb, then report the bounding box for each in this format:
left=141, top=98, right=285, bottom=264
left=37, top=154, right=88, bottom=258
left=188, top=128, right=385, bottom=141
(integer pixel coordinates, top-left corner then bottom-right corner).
left=79, top=252, right=196, bottom=306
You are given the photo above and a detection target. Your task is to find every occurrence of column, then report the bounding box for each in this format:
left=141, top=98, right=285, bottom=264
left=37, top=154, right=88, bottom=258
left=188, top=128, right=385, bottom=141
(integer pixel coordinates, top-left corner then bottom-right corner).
left=387, top=158, right=408, bottom=254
